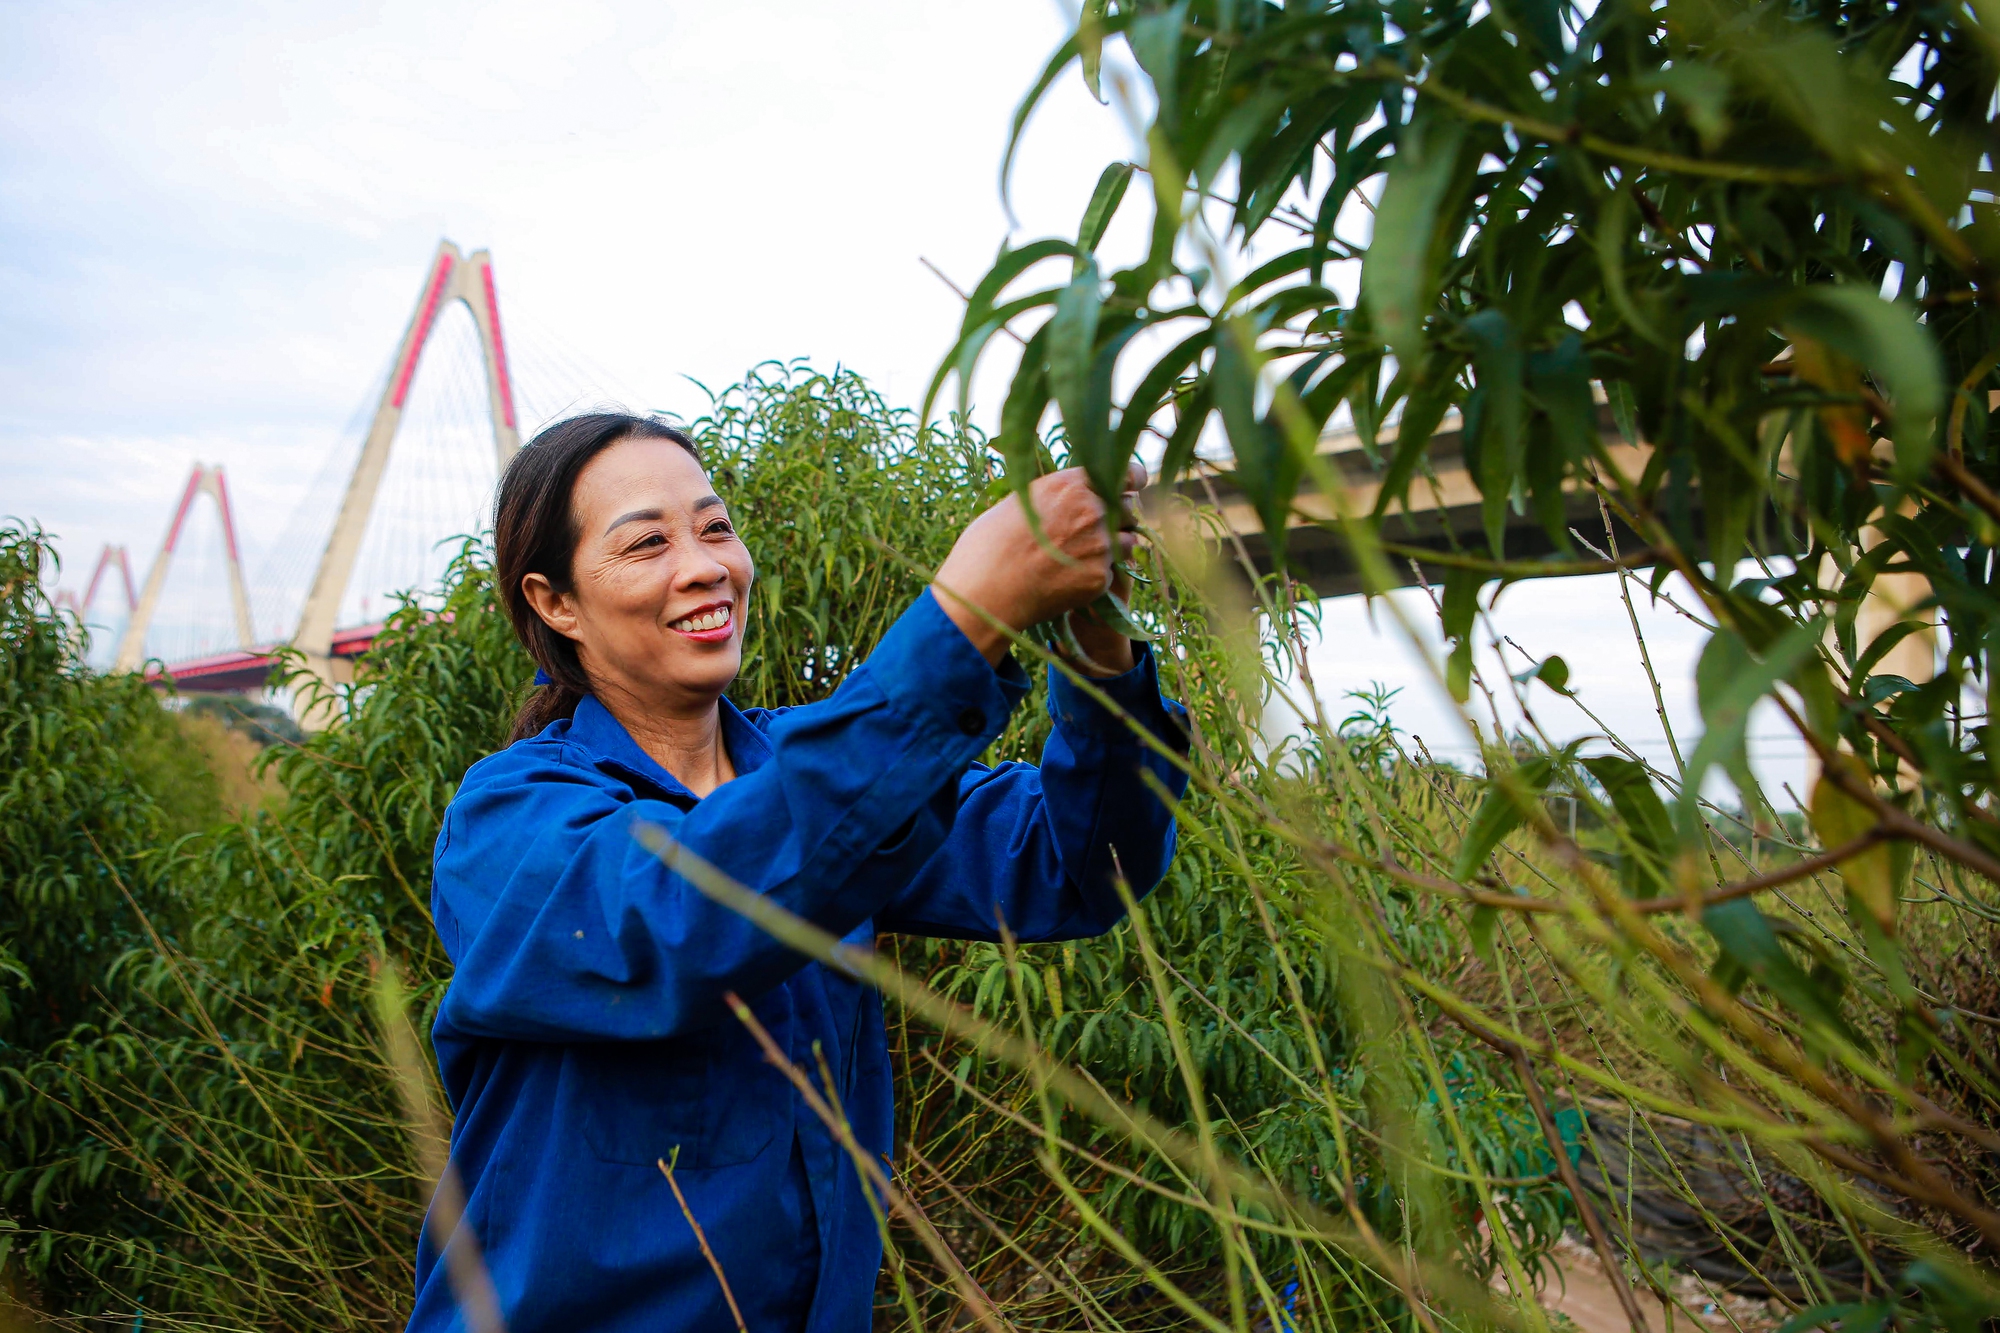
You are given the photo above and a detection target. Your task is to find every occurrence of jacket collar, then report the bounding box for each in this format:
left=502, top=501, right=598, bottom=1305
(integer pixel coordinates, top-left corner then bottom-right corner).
left=564, top=694, right=774, bottom=803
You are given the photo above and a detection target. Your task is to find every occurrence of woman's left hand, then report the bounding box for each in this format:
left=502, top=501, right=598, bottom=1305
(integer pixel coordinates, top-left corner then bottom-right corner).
left=1060, top=558, right=1138, bottom=677
left=932, top=462, right=1146, bottom=668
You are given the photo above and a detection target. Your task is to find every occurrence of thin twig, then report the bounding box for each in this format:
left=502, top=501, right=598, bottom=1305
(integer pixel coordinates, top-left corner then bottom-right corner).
left=1387, top=540, right=1662, bottom=579
left=723, top=990, right=1015, bottom=1333
left=1315, top=826, right=1894, bottom=917
left=1504, top=1046, right=1653, bottom=1333
left=1937, top=450, right=2000, bottom=528
left=920, top=256, right=1029, bottom=347
left=658, top=1151, right=748, bottom=1333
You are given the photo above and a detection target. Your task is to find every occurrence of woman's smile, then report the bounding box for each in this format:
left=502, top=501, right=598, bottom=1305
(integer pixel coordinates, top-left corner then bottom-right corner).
left=669, top=602, right=734, bottom=641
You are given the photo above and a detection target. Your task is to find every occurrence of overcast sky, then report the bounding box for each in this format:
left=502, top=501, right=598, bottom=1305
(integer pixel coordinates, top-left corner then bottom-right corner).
left=1, top=1, right=1133, bottom=564
left=0, top=0, right=1808, bottom=795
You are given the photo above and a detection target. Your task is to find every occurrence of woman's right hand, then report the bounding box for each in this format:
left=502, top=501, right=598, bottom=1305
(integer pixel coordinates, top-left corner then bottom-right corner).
left=931, top=465, right=1143, bottom=665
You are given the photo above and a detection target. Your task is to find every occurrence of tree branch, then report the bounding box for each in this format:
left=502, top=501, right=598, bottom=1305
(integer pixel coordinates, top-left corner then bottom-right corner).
left=1314, top=827, right=1895, bottom=918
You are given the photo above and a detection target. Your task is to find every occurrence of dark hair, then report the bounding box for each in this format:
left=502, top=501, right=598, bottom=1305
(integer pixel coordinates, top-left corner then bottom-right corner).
left=495, top=412, right=700, bottom=743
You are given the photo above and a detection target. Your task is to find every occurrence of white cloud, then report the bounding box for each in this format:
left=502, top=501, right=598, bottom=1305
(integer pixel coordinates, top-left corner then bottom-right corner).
left=2, top=0, right=1128, bottom=610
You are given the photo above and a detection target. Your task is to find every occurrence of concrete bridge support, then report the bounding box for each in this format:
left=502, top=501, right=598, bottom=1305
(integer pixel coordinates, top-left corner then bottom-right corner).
left=292, top=240, right=521, bottom=725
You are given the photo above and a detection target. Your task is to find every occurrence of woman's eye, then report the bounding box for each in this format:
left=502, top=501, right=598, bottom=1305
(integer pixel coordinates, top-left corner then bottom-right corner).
left=633, top=533, right=666, bottom=550
left=704, top=520, right=734, bottom=537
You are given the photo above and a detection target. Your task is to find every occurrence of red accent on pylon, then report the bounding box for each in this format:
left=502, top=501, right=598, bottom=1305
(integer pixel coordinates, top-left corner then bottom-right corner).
left=389, top=252, right=456, bottom=409
left=81, top=547, right=112, bottom=611
left=112, top=547, right=135, bottom=609
left=79, top=545, right=133, bottom=614
left=160, top=469, right=204, bottom=553
left=481, top=260, right=518, bottom=430
left=209, top=466, right=244, bottom=563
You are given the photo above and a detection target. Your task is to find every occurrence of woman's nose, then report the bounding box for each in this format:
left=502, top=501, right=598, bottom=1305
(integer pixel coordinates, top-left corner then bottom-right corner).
left=675, top=554, right=732, bottom=589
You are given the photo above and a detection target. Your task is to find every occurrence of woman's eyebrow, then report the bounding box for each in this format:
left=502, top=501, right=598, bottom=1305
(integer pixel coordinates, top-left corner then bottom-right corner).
left=604, top=508, right=663, bottom=535
left=604, top=497, right=723, bottom=535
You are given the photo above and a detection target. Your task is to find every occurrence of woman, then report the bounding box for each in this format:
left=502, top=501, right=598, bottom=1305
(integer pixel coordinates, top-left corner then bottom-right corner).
left=412, top=412, right=1190, bottom=1332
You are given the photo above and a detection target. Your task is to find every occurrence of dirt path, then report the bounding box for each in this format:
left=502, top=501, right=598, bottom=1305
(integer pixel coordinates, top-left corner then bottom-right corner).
left=1515, top=1235, right=1779, bottom=1333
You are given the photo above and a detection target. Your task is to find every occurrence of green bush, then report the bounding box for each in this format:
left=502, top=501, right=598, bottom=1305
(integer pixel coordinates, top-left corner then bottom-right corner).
left=0, top=525, right=199, bottom=1307
left=0, top=364, right=1556, bottom=1330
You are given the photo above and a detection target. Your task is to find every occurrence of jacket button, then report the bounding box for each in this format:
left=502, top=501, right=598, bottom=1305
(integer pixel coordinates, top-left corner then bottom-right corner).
left=956, top=706, right=985, bottom=735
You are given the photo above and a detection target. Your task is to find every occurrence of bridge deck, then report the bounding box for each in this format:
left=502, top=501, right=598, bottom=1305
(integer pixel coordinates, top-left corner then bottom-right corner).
left=150, top=622, right=382, bottom=694
left=1178, top=407, right=1680, bottom=598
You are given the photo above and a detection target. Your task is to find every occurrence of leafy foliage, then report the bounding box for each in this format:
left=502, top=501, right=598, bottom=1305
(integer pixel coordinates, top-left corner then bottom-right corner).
left=0, top=525, right=196, bottom=1305
left=930, top=0, right=2000, bottom=1324
left=699, top=361, right=997, bottom=710
left=1, top=363, right=1562, bottom=1329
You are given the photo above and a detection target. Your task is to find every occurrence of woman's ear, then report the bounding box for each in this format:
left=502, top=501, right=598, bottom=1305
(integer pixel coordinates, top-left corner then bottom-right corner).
left=521, top=573, right=583, bottom=643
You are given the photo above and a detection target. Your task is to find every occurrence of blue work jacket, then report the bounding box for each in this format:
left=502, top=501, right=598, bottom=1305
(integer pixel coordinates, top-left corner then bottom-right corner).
left=411, top=590, right=1192, bottom=1333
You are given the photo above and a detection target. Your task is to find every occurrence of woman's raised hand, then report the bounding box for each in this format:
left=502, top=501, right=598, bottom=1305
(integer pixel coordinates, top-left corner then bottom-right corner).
left=931, top=463, right=1146, bottom=671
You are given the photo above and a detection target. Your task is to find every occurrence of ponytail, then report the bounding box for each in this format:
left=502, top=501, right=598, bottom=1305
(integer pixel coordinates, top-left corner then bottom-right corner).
left=508, top=672, right=589, bottom=744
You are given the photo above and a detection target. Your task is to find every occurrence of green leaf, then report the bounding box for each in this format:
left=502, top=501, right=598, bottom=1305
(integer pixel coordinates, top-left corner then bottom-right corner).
left=1086, top=590, right=1153, bottom=643
left=1048, top=257, right=1104, bottom=466
left=1440, top=568, right=1483, bottom=703
left=1453, top=756, right=1558, bottom=880
left=1372, top=362, right=1462, bottom=519
left=1498, top=0, right=1566, bottom=62
left=1581, top=755, right=1676, bottom=899
left=962, top=240, right=1079, bottom=329
left=1441, top=567, right=1481, bottom=646
left=1678, top=620, right=1824, bottom=834
left=1078, top=0, right=1109, bottom=101
left=1000, top=30, right=1096, bottom=217
left=1127, top=2, right=1188, bottom=126
left=1361, top=114, right=1467, bottom=371
left=1774, top=1302, right=1892, bottom=1333
left=1850, top=617, right=1926, bottom=682
left=1605, top=378, right=1641, bottom=447
left=1526, top=333, right=1596, bottom=468
left=1701, top=898, right=1857, bottom=1044
left=1213, top=319, right=1299, bottom=550
left=1784, top=284, right=1943, bottom=479
left=1808, top=760, right=1895, bottom=935
left=1113, top=328, right=1213, bottom=470
left=1157, top=381, right=1213, bottom=487
left=1469, top=903, right=1500, bottom=967
left=997, top=324, right=1054, bottom=513
left=922, top=239, right=1076, bottom=425
left=1446, top=638, right=1475, bottom=703
left=1077, top=162, right=1135, bottom=261
left=1594, top=191, right=1667, bottom=349
left=1641, top=64, right=1733, bottom=151
left=1463, top=310, right=1525, bottom=555
left=1078, top=316, right=1150, bottom=504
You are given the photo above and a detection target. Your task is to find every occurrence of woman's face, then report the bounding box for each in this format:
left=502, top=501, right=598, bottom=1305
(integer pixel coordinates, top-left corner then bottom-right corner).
left=525, top=436, right=754, bottom=712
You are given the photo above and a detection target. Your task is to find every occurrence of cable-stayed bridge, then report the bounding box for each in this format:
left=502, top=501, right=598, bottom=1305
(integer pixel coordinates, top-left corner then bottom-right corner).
left=62, top=239, right=642, bottom=724
left=62, top=239, right=1932, bottom=731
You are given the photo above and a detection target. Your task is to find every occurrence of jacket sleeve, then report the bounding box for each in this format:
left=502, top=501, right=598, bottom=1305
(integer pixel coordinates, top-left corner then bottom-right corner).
left=431, top=591, right=1028, bottom=1043
left=874, top=645, right=1193, bottom=943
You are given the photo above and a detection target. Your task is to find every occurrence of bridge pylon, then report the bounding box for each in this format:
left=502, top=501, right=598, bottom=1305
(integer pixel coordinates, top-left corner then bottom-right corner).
left=114, top=465, right=255, bottom=672
left=293, top=240, right=520, bottom=719
left=55, top=544, right=136, bottom=621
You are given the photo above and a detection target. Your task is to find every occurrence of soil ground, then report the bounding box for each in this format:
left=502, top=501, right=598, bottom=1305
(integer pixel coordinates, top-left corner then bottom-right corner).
left=1525, top=1234, right=1781, bottom=1333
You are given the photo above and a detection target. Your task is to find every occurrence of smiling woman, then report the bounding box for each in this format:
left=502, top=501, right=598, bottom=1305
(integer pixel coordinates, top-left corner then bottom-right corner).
left=419, top=412, right=1192, bottom=1333
left=498, top=417, right=754, bottom=795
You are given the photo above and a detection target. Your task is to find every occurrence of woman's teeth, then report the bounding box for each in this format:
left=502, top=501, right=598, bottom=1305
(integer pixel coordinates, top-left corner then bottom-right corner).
left=672, top=608, right=730, bottom=633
